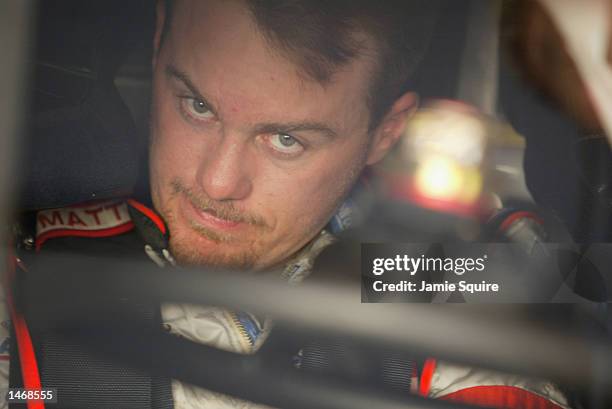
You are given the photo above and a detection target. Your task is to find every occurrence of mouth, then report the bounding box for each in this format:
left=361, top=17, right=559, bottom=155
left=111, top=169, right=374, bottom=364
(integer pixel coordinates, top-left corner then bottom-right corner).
left=181, top=195, right=242, bottom=232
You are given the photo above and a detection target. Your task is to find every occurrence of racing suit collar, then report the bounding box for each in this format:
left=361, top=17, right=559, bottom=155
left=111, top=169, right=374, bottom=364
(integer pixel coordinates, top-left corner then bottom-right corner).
left=126, top=199, right=169, bottom=253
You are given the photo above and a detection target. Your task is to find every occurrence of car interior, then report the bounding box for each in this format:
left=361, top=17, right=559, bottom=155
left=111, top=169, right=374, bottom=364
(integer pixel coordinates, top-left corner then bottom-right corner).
left=1, top=1, right=611, bottom=408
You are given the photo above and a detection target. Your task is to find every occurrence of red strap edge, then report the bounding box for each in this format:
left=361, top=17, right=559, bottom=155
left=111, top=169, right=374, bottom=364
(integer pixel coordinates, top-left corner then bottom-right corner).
left=35, top=221, right=134, bottom=251
left=419, top=358, right=437, bottom=397
left=6, top=256, right=45, bottom=409
left=499, top=211, right=544, bottom=232
left=126, top=199, right=167, bottom=235
left=439, top=385, right=566, bottom=409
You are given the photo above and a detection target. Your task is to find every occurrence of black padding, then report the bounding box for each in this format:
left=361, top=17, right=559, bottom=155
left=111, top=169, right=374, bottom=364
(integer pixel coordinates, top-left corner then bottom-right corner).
left=28, top=300, right=174, bottom=409
left=38, top=330, right=153, bottom=409
left=20, top=0, right=154, bottom=210
left=21, top=79, right=139, bottom=210
left=18, top=258, right=173, bottom=409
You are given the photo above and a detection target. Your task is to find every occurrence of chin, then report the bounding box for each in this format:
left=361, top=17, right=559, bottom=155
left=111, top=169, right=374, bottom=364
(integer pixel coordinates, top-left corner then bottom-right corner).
left=168, top=226, right=261, bottom=270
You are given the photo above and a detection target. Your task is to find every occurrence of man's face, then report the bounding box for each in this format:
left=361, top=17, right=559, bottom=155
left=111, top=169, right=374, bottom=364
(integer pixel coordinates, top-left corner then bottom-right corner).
left=149, top=0, right=391, bottom=270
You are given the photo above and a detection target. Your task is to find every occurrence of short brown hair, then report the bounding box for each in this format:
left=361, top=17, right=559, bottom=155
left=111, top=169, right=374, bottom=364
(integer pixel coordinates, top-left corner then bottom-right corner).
left=161, top=0, right=438, bottom=131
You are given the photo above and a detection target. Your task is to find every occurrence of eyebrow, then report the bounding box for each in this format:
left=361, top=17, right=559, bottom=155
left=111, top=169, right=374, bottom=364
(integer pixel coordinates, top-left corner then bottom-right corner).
left=165, top=64, right=218, bottom=116
left=254, top=122, right=338, bottom=140
left=165, top=63, right=338, bottom=139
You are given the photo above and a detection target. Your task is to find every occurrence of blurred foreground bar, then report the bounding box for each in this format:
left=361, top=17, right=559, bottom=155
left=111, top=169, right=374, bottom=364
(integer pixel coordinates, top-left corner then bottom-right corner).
left=20, top=255, right=612, bottom=399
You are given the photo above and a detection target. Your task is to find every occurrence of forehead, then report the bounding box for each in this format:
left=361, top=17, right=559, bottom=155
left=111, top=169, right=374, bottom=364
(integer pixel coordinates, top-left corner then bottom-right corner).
left=164, top=0, right=374, bottom=132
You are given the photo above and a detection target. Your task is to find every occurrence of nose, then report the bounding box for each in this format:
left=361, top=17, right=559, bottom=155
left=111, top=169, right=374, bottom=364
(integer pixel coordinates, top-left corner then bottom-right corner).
left=196, top=135, right=253, bottom=201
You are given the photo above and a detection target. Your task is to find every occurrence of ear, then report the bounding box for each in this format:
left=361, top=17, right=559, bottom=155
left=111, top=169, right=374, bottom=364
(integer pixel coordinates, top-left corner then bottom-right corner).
left=152, top=0, right=167, bottom=68
left=366, top=92, right=419, bottom=165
